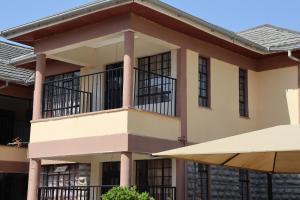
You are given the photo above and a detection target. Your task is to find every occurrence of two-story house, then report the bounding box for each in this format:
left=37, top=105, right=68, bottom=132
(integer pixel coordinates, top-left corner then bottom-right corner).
left=1, top=0, right=300, bottom=200
left=0, top=41, right=34, bottom=200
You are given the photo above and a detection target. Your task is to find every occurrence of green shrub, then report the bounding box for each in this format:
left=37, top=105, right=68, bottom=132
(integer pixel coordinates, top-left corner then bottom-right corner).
left=101, top=186, right=154, bottom=200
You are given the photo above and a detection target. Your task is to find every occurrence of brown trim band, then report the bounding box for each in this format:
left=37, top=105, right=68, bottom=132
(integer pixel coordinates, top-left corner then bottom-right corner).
left=28, top=134, right=182, bottom=159
left=0, top=161, right=29, bottom=174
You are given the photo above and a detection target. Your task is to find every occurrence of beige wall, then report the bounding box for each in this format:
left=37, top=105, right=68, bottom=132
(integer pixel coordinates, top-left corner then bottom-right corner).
left=186, top=49, right=299, bottom=143
left=257, top=66, right=299, bottom=128
left=30, top=109, right=180, bottom=143
left=0, top=145, right=28, bottom=162
left=186, top=50, right=257, bottom=143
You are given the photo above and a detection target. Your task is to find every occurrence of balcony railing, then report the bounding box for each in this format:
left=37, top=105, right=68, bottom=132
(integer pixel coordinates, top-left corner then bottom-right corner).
left=38, top=185, right=176, bottom=200
left=134, top=68, right=176, bottom=116
left=42, top=67, right=176, bottom=118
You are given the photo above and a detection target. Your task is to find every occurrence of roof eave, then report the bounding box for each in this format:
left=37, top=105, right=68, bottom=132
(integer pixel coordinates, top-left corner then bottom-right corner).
left=9, top=53, right=36, bottom=66
left=0, top=0, right=134, bottom=39
left=1, top=0, right=268, bottom=54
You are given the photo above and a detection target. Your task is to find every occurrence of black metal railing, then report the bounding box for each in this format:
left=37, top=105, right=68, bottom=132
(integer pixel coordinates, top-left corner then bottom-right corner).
left=38, top=185, right=115, bottom=200
left=42, top=67, right=123, bottom=118
left=134, top=68, right=176, bottom=116
left=42, top=67, right=177, bottom=118
left=138, top=186, right=176, bottom=200
left=38, top=185, right=176, bottom=200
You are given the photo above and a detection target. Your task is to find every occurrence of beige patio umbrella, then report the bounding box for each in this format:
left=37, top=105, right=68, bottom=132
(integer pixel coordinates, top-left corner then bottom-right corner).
left=154, top=125, right=300, bottom=173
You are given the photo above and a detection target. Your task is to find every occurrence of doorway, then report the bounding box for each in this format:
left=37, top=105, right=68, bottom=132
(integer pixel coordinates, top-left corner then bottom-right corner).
left=104, top=62, right=123, bottom=110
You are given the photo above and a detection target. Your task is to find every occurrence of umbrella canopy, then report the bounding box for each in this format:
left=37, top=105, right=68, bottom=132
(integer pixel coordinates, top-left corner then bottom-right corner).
left=154, top=125, right=300, bottom=173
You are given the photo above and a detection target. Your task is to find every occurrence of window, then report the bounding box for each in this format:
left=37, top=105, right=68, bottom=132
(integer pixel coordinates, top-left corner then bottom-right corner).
left=40, top=164, right=90, bottom=187
left=187, top=162, right=209, bottom=200
left=136, top=52, right=172, bottom=105
left=136, top=159, right=172, bottom=188
left=102, top=162, right=120, bottom=186
left=239, top=169, right=249, bottom=200
left=43, top=71, right=80, bottom=118
left=199, top=56, right=210, bottom=107
left=239, top=68, right=248, bottom=117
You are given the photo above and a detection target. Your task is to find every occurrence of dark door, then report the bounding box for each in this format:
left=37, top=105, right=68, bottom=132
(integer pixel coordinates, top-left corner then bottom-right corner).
left=102, top=162, right=120, bottom=185
left=0, top=109, right=14, bottom=145
left=105, top=63, right=123, bottom=109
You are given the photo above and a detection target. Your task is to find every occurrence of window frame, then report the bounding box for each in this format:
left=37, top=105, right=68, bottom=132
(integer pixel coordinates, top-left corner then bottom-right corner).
left=135, top=159, right=172, bottom=187
left=43, top=71, right=81, bottom=118
left=198, top=56, right=211, bottom=108
left=136, top=52, right=172, bottom=105
left=239, top=68, right=249, bottom=117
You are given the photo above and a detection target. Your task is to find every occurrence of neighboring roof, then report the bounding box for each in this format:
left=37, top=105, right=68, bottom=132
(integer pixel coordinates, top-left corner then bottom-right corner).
left=0, top=41, right=34, bottom=85
left=0, top=0, right=267, bottom=53
left=238, top=24, right=300, bottom=51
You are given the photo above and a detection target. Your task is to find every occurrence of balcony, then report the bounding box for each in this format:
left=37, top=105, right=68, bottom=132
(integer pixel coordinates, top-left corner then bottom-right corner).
left=42, top=67, right=176, bottom=118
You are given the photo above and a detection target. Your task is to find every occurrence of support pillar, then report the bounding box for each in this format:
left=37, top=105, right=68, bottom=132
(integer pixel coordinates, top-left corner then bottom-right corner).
left=27, top=53, right=46, bottom=200
left=120, top=152, right=132, bottom=187
left=32, top=53, right=46, bottom=120
left=27, top=159, right=41, bottom=200
left=122, top=30, right=135, bottom=108
left=176, top=48, right=188, bottom=200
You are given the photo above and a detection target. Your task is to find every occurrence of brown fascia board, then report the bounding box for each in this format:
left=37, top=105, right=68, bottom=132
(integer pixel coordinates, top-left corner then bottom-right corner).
left=0, top=0, right=268, bottom=56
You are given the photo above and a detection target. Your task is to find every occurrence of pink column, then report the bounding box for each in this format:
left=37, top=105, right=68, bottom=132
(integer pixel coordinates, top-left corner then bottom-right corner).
left=27, top=159, right=41, bottom=200
left=120, top=152, right=132, bottom=187
left=27, top=53, right=45, bottom=200
left=176, top=48, right=188, bottom=200
left=122, top=31, right=135, bottom=108
left=32, top=53, right=46, bottom=120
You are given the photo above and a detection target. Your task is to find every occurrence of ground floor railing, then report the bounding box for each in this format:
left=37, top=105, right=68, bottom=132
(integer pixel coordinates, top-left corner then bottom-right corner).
left=38, top=185, right=176, bottom=200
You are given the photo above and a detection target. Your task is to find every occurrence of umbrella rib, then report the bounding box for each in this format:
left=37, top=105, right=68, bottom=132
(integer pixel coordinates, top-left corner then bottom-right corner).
left=221, top=153, right=240, bottom=165
left=272, top=152, right=277, bottom=173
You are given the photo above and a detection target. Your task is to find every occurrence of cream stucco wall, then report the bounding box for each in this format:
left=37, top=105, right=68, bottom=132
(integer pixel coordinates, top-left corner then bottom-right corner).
left=186, top=50, right=258, bottom=143
left=186, top=49, right=299, bottom=143
left=0, top=145, right=28, bottom=162
left=30, top=109, right=180, bottom=143
left=30, top=109, right=129, bottom=142
left=257, top=66, right=299, bottom=128
left=128, top=109, right=181, bottom=140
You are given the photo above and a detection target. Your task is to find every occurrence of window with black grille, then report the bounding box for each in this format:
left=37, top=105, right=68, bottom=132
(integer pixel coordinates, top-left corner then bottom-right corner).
left=239, top=68, right=248, bottom=117
left=41, top=164, right=90, bottom=187
left=136, top=159, right=172, bottom=187
left=239, top=169, right=249, bottom=200
left=43, top=71, right=80, bottom=118
left=199, top=56, right=210, bottom=107
left=136, top=52, right=172, bottom=105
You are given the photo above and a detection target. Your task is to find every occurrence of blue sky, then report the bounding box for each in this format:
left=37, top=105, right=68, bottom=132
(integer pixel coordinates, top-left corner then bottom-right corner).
left=1, top=0, right=300, bottom=42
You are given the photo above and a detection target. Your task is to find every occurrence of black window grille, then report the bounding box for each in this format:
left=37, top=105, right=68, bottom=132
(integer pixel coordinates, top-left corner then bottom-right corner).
left=239, top=68, right=248, bottom=117
left=136, top=159, right=172, bottom=187
left=43, top=71, right=81, bottom=118
left=40, top=164, right=90, bottom=187
left=199, top=56, right=210, bottom=107
left=239, top=169, right=249, bottom=200
left=187, top=162, right=209, bottom=200
left=136, top=52, right=172, bottom=105
left=136, top=159, right=173, bottom=200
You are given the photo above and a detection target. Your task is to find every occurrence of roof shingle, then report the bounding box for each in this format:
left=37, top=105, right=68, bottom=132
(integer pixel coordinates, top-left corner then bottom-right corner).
left=238, top=24, right=300, bottom=51
left=0, top=41, right=34, bottom=85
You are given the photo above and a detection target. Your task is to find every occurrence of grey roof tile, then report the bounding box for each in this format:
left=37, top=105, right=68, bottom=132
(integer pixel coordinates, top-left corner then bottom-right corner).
left=0, top=41, right=34, bottom=85
left=238, top=24, right=300, bottom=51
